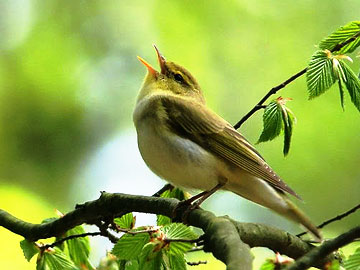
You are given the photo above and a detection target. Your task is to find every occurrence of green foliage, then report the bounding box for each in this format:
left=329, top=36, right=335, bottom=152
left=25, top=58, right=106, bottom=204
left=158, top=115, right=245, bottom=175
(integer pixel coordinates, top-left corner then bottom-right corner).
left=157, top=188, right=187, bottom=226
left=161, top=223, right=198, bottom=255
left=327, top=260, right=341, bottom=270
left=63, top=226, right=94, bottom=270
left=344, top=247, right=360, bottom=270
left=306, top=50, right=337, bottom=98
left=36, top=247, right=79, bottom=270
left=114, top=213, right=136, bottom=230
left=20, top=239, right=39, bottom=262
left=112, top=232, right=151, bottom=260
left=259, top=260, right=275, bottom=270
left=338, top=61, right=360, bottom=111
left=111, top=223, right=197, bottom=270
left=258, top=98, right=296, bottom=155
left=319, top=21, right=360, bottom=54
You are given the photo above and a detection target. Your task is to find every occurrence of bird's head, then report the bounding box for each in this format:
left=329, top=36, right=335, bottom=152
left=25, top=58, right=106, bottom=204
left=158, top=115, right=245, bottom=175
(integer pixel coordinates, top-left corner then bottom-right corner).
left=137, top=45, right=205, bottom=104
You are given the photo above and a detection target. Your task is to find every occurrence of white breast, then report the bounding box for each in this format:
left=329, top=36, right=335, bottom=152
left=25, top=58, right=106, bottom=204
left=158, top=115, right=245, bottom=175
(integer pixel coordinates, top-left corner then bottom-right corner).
left=134, top=116, right=220, bottom=191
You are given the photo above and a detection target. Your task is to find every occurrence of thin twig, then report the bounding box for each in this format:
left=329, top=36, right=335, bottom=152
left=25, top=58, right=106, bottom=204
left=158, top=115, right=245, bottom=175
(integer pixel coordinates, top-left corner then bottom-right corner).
left=287, top=226, right=360, bottom=270
left=297, top=203, right=360, bottom=238
left=233, top=30, right=360, bottom=129
left=117, top=227, right=160, bottom=235
left=42, top=232, right=101, bottom=250
left=187, top=260, right=207, bottom=266
left=187, top=246, right=204, bottom=252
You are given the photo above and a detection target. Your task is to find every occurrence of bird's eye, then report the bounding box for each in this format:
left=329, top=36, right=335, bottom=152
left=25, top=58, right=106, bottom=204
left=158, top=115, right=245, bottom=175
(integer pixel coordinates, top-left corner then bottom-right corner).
left=174, top=73, right=184, bottom=83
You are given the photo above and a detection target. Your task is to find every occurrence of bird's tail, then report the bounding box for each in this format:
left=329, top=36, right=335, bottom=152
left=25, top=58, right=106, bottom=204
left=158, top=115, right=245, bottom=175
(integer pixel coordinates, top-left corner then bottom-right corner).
left=279, top=195, right=322, bottom=241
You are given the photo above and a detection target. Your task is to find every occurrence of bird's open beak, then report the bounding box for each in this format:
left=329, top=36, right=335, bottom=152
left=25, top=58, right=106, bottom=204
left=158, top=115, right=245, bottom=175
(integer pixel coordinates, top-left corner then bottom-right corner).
left=153, top=44, right=166, bottom=74
left=137, top=45, right=166, bottom=76
left=137, top=55, right=158, bottom=76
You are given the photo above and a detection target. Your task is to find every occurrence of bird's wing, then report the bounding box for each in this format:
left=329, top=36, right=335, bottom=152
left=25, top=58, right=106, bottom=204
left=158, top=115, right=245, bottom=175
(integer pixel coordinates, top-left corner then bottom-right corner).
left=159, top=95, right=301, bottom=199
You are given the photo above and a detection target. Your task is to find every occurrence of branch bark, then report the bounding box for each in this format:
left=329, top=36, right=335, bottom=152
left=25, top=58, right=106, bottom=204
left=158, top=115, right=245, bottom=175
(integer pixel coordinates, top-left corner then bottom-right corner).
left=0, top=192, right=336, bottom=269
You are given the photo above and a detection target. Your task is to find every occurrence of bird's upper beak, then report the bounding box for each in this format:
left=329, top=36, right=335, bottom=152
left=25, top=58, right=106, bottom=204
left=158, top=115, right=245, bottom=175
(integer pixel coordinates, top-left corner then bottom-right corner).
left=137, top=45, right=166, bottom=76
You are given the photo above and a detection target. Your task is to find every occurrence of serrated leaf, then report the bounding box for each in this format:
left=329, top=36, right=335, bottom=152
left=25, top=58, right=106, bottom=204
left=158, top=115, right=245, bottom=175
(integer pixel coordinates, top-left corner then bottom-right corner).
left=114, top=213, right=136, bottom=230
left=168, top=253, right=186, bottom=270
left=157, top=215, right=171, bottom=226
left=112, top=233, right=150, bottom=260
left=137, top=243, right=164, bottom=270
left=319, top=21, right=360, bottom=54
left=281, top=106, right=296, bottom=156
left=338, top=60, right=360, bottom=111
left=339, top=79, right=345, bottom=110
left=64, top=226, right=94, bottom=270
left=257, top=101, right=283, bottom=143
left=157, top=188, right=188, bottom=226
left=20, top=239, right=39, bottom=262
left=36, top=247, right=79, bottom=270
left=344, top=247, right=360, bottom=270
left=161, top=223, right=198, bottom=255
left=259, top=260, right=275, bottom=270
left=124, top=260, right=139, bottom=270
left=307, top=50, right=337, bottom=98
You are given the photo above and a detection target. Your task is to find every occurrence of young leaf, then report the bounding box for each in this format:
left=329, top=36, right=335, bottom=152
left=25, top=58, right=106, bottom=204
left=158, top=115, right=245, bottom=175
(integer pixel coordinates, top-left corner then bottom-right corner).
left=157, top=188, right=188, bottom=226
left=338, top=60, right=360, bottom=111
left=36, top=247, right=79, bottom=270
left=112, top=233, right=150, bottom=260
left=20, top=239, right=39, bottom=262
left=259, top=260, right=275, bottom=270
left=257, top=101, right=283, bottom=143
left=281, top=106, right=296, bottom=156
left=114, top=213, right=136, bottom=230
left=343, top=247, right=360, bottom=270
left=64, top=226, right=94, bottom=270
left=161, top=223, right=198, bottom=255
left=306, top=50, right=337, bottom=98
left=319, top=21, right=360, bottom=54
left=137, top=243, right=163, bottom=270
left=338, top=79, right=345, bottom=110
left=167, top=253, right=187, bottom=270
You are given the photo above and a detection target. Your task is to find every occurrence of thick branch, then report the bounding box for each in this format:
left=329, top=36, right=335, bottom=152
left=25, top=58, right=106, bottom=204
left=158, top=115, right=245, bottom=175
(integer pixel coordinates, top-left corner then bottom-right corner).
left=287, top=226, right=360, bottom=270
left=0, top=192, right=335, bottom=269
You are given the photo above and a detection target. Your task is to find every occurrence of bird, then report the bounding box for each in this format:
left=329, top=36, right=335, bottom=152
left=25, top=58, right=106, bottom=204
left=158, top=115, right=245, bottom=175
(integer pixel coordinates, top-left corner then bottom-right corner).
left=133, top=45, right=321, bottom=240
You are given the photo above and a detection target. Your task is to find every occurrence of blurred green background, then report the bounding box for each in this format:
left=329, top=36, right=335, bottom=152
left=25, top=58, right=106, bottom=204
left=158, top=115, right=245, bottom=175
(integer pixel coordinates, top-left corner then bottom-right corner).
left=0, top=0, right=359, bottom=269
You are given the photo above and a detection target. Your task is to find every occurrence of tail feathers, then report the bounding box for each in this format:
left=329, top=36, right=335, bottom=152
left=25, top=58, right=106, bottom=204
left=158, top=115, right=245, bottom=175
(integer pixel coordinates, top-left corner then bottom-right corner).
left=281, top=196, right=322, bottom=242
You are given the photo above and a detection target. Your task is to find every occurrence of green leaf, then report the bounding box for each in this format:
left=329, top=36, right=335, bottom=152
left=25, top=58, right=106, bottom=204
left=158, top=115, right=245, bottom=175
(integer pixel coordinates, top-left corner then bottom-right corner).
left=259, top=260, right=275, bottom=270
left=281, top=106, right=296, bottom=156
left=161, top=223, right=198, bottom=255
left=114, top=213, right=136, bottom=230
left=63, top=226, right=94, bottom=270
left=112, top=233, right=150, bottom=260
left=97, top=253, right=119, bottom=270
left=20, top=239, right=39, bottom=262
left=157, top=188, right=187, bottom=226
left=319, top=21, right=360, bottom=54
left=344, top=247, right=360, bottom=270
left=306, top=50, right=337, bottom=98
left=327, top=260, right=341, bottom=270
left=338, top=60, right=360, bottom=111
left=339, top=79, right=345, bottom=110
left=36, top=247, right=79, bottom=270
left=168, top=253, right=186, bottom=270
left=257, top=101, right=283, bottom=143
left=137, top=243, right=164, bottom=270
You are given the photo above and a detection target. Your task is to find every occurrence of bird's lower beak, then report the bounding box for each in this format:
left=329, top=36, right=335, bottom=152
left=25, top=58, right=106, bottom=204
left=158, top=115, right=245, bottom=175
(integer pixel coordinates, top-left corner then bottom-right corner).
left=137, top=56, right=158, bottom=77
left=153, top=45, right=166, bottom=74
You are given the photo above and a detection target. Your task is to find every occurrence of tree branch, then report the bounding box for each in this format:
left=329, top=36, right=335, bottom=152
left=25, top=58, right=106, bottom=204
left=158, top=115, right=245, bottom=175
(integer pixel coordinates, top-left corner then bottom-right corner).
left=287, top=226, right=360, bottom=270
left=0, top=192, right=336, bottom=269
left=233, top=30, right=360, bottom=130
left=297, top=203, right=360, bottom=238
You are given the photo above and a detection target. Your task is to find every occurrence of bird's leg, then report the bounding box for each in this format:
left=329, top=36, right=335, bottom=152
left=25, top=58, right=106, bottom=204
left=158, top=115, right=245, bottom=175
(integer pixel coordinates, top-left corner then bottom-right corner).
left=189, top=182, right=225, bottom=208
left=173, top=183, right=225, bottom=222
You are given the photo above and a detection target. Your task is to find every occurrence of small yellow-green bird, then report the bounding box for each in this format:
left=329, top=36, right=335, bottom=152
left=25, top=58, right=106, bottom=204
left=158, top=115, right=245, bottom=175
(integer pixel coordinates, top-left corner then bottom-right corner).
left=133, top=45, right=321, bottom=240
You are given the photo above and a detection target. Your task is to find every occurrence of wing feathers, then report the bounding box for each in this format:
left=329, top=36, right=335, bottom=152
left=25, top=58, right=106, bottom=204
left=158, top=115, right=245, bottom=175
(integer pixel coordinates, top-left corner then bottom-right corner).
left=160, top=94, right=301, bottom=199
